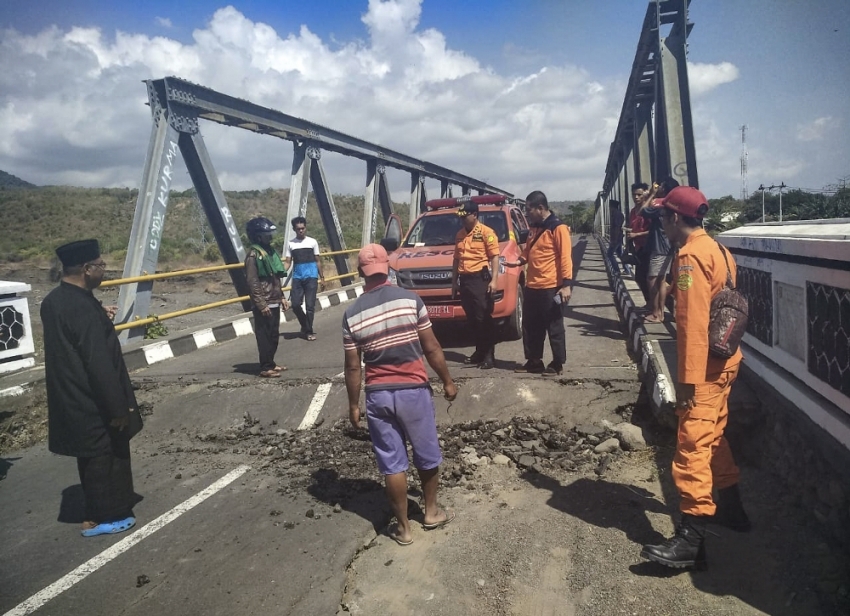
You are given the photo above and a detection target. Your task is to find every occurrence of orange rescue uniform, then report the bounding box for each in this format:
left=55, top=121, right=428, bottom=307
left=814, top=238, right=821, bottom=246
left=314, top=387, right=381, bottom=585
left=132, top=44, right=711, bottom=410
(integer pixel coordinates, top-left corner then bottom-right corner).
left=455, top=221, right=499, bottom=274
left=523, top=221, right=573, bottom=289
left=672, top=228, right=743, bottom=517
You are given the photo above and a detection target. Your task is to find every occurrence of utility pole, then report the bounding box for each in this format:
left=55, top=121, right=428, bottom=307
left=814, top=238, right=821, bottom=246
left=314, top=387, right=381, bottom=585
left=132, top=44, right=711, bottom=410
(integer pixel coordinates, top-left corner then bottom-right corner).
left=739, top=125, right=748, bottom=200
left=757, top=184, right=766, bottom=222
left=768, top=182, right=787, bottom=222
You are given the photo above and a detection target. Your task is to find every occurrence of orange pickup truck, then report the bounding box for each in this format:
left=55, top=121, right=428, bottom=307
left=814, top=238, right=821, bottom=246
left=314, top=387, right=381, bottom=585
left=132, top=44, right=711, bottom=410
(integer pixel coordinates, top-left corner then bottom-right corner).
left=384, top=195, right=529, bottom=340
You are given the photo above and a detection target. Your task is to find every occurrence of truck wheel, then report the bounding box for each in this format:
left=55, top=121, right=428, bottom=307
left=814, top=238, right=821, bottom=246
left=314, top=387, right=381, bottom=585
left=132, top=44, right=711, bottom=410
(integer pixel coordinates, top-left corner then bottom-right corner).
left=504, top=284, right=523, bottom=341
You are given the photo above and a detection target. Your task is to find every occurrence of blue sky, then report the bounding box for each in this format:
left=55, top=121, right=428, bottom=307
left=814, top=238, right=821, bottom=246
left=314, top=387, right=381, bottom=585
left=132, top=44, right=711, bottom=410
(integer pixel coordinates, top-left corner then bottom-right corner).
left=1, top=0, right=848, bottom=200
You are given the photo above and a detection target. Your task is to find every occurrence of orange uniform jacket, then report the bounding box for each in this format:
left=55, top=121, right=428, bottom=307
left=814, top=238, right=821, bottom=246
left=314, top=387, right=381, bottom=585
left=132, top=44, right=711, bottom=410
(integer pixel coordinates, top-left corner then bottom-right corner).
left=454, top=221, right=499, bottom=274
left=522, top=217, right=573, bottom=289
left=674, top=229, right=743, bottom=384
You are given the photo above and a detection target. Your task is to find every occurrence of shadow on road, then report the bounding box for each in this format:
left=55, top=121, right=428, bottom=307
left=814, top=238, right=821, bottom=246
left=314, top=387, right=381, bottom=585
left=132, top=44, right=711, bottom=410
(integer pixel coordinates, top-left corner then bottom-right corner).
left=58, top=484, right=145, bottom=524
left=0, top=456, right=18, bottom=480
left=522, top=472, right=668, bottom=547
left=58, top=484, right=86, bottom=523
left=231, top=362, right=260, bottom=375
left=307, top=467, right=387, bottom=533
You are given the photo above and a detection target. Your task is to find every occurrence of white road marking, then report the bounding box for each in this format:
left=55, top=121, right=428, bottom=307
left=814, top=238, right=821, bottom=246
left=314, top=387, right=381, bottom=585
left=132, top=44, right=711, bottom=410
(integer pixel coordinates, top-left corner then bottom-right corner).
left=3, top=465, right=251, bottom=616
left=298, top=383, right=333, bottom=430
left=0, top=385, right=29, bottom=398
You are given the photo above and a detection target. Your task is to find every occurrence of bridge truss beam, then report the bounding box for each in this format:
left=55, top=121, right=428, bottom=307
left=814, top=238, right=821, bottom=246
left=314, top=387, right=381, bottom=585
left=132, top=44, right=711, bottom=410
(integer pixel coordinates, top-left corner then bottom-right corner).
left=598, top=0, right=697, bottom=234
left=118, top=76, right=513, bottom=342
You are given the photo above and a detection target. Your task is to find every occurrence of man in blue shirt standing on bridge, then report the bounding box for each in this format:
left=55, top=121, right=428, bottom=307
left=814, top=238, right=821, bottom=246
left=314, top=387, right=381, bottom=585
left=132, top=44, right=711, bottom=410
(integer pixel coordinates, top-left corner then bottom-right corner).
left=285, top=217, right=324, bottom=341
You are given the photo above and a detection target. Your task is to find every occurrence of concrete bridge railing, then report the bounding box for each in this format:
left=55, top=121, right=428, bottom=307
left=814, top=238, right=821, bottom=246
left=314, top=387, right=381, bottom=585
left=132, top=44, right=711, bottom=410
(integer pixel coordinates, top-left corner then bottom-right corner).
left=719, top=220, right=850, bottom=451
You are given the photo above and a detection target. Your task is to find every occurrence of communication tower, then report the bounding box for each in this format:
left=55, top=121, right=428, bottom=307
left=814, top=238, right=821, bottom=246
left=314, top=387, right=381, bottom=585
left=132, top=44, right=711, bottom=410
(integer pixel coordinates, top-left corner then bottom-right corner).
left=740, top=124, right=749, bottom=200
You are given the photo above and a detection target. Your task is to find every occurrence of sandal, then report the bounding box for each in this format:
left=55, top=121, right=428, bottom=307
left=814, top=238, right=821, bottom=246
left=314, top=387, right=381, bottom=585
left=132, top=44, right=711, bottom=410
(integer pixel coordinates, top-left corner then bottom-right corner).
left=307, top=335, right=317, bottom=341
left=259, top=370, right=280, bottom=378
left=273, top=365, right=287, bottom=372
left=423, top=509, right=456, bottom=530
left=81, top=516, right=136, bottom=537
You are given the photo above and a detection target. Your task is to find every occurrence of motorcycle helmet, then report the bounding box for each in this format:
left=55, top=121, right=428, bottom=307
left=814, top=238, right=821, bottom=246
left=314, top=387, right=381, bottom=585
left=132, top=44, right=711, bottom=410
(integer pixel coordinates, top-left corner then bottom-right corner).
left=246, top=217, right=277, bottom=237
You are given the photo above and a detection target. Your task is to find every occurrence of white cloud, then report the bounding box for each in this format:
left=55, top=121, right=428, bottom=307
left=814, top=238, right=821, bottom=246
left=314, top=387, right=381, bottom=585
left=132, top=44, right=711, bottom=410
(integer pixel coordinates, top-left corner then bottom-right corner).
left=156, top=17, right=173, bottom=29
left=0, top=2, right=625, bottom=201
left=687, top=61, right=739, bottom=96
left=796, top=116, right=839, bottom=142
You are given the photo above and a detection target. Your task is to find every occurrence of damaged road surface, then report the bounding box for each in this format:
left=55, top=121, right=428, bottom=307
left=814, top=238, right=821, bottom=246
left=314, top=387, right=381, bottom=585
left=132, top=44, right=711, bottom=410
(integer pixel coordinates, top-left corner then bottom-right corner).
left=2, top=240, right=847, bottom=615
left=4, top=373, right=846, bottom=615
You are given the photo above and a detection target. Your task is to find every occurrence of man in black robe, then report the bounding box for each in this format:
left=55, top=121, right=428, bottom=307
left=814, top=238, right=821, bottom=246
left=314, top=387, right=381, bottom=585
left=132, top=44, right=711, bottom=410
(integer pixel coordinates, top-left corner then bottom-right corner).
left=41, top=239, right=142, bottom=537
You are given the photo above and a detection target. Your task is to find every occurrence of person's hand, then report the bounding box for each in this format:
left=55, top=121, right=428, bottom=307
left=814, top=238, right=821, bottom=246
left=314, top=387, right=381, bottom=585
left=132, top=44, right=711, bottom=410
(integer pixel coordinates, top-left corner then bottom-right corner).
left=103, top=305, right=118, bottom=320
left=675, top=383, right=696, bottom=410
left=558, top=287, right=571, bottom=305
left=281, top=298, right=289, bottom=311
left=261, top=306, right=271, bottom=317
left=443, top=381, right=457, bottom=401
left=110, top=415, right=129, bottom=431
left=487, top=280, right=498, bottom=295
left=348, top=404, right=361, bottom=429
left=319, top=279, right=325, bottom=290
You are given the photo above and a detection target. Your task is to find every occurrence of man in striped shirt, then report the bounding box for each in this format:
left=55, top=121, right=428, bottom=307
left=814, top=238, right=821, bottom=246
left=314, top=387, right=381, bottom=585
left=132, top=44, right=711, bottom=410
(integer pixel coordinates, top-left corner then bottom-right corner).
left=343, top=244, right=458, bottom=546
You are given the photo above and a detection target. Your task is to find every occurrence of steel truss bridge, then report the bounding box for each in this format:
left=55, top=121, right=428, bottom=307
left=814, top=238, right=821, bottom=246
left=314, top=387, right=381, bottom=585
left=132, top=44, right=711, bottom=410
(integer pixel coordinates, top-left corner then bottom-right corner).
left=117, top=0, right=698, bottom=343
left=116, top=77, right=515, bottom=341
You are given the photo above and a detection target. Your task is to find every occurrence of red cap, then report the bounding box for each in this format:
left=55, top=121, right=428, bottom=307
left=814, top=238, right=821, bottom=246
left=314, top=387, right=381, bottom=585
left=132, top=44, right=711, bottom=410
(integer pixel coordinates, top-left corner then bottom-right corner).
left=358, top=243, right=389, bottom=276
left=661, top=186, right=709, bottom=218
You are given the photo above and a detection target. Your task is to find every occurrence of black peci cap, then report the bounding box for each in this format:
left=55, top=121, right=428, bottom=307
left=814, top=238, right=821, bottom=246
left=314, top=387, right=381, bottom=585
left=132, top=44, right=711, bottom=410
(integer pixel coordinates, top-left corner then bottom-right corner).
left=55, top=239, right=100, bottom=267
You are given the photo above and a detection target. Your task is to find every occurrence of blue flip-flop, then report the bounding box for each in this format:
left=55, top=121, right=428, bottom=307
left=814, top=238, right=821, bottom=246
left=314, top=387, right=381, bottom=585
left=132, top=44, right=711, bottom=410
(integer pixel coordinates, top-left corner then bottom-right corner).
left=81, top=516, right=136, bottom=537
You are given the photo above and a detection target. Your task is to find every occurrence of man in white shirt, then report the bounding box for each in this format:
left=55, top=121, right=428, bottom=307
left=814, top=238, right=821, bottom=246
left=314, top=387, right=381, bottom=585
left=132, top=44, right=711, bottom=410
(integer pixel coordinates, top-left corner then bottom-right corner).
left=284, top=217, right=325, bottom=340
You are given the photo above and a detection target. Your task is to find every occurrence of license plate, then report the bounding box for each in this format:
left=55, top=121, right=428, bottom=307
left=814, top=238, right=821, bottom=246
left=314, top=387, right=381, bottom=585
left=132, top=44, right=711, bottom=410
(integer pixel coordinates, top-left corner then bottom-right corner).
left=427, top=305, right=453, bottom=318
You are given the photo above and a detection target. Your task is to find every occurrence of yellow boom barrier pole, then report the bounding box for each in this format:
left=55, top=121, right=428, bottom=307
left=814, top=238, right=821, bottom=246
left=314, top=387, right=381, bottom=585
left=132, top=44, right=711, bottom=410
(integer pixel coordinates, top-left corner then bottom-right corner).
left=111, top=248, right=364, bottom=332
left=101, top=263, right=244, bottom=287
left=102, top=249, right=358, bottom=288
left=114, top=272, right=361, bottom=332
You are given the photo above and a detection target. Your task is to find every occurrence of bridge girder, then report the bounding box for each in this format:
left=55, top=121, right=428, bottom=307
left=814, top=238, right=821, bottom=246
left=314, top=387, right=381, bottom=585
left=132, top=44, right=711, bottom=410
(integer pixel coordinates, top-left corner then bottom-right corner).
left=117, top=76, right=514, bottom=342
left=598, top=0, right=697, bottom=235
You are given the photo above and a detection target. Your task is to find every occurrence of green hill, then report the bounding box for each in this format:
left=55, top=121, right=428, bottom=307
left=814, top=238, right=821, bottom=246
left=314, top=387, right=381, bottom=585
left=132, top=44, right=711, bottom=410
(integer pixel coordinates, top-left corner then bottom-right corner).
left=0, top=170, right=37, bottom=189
left=0, top=185, right=406, bottom=266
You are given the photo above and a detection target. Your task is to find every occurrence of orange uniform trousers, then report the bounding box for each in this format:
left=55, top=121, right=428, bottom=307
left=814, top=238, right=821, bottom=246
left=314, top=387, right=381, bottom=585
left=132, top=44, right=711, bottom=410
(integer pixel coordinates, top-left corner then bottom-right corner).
left=672, top=365, right=741, bottom=517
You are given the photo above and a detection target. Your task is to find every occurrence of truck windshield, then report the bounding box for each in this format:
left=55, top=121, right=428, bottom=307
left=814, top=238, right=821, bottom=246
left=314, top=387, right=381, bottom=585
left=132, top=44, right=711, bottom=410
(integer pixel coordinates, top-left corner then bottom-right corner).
left=404, top=212, right=509, bottom=247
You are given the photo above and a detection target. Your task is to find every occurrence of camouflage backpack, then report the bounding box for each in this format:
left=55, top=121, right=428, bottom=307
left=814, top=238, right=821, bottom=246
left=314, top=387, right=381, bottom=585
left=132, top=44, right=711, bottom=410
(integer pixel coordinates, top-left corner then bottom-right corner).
left=708, top=243, right=749, bottom=358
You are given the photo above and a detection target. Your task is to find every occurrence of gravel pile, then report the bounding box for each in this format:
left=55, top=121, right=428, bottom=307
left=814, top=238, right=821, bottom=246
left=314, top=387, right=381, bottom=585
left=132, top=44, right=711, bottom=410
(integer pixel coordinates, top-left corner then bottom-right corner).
left=189, top=412, right=648, bottom=502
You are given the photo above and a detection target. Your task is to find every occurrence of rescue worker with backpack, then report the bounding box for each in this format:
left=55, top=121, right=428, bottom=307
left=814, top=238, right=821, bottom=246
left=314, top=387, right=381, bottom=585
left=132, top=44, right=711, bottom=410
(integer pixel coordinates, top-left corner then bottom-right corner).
left=245, top=217, right=290, bottom=378
left=640, top=186, right=751, bottom=570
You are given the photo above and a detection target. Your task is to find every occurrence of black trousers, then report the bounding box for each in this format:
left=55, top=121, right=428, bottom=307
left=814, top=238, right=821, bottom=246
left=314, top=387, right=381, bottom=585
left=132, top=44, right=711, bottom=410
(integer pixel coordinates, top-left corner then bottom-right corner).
left=459, top=272, right=496, bottom=359
left=252, top=306, right=281, bottom=371
left=77, top=437, right=135, bottom=523
left=290, top=277, right=318, bottom=335
left=634, top=249, right=650, bottom=302
left=522, top=286, right=566, bottom=366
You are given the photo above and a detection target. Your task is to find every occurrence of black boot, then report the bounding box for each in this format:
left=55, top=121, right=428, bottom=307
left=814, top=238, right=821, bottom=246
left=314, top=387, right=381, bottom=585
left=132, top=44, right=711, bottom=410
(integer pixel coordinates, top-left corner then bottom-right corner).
left=641, top=514, right=708, bottom=570
left=710, top=484, right=751, bottom=532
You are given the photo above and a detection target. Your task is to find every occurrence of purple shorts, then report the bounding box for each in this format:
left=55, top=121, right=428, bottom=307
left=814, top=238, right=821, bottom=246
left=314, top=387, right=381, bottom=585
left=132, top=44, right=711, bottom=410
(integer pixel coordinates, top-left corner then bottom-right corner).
left=365, top=386, right=443, bottom=475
